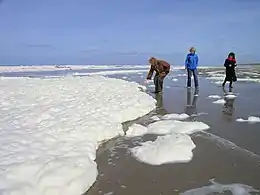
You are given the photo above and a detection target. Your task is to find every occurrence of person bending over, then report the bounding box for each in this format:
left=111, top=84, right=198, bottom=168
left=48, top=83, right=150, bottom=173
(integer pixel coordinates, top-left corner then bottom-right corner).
left=185, top=47, right=199, bottom=88
left=146, top=57, right=171, bottom=93
left=222, top=52, right=237, bottom=88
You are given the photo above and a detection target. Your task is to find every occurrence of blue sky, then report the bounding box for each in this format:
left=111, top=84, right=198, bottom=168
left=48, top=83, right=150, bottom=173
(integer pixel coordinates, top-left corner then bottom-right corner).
left=0, top=0, right=259, bottom=65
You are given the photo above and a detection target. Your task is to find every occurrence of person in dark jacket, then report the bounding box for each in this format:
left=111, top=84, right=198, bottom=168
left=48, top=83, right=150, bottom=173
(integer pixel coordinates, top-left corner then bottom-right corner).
left=222, top=52, right=237, bottom=88
left=146, top=57, right=171, bottom=93
left=185, top=47, right=199, bottom=88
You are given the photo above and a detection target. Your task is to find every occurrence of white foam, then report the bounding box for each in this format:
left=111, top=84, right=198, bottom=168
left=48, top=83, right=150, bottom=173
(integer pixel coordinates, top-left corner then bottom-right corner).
left=177, top=74, right=186, bottom=77
left=0, top=65, right=149, bottom=73
left=0, top=76, right=155, bottom=195
left=208, top=95, right=221, bottom=99
left=125, top=124, right=148, bottom=137
left=130, top=120, right=210, bottom=164
left=236, top=116, right=260, bottom=123
left=161, top=113, right=189, bottom=120
left=145, top=80, right=154, bottom=84
left=172, top=78, right=178, bottom=82
left=225, top=94, right=237, bottom=99
left=131, top=134, right=196, bottom=165
left=73, top=69, right=147, bottom=76
left=147, top=120, right=210, bottom=135
left=214, top=81, right=224, bottom=85
left=206, top=74, right=260, bottom=83
left=127, top=120, right=209, bottom=138
left=180, top=179, right=259, bottom=195
left=150, top=116, right=161, bottom=121
left=213, top=99, right=226, bottom=104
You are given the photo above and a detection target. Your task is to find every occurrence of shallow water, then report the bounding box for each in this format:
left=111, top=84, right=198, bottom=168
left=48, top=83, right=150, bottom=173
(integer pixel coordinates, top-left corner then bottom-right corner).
left=87, top=68, right=260, bottom=195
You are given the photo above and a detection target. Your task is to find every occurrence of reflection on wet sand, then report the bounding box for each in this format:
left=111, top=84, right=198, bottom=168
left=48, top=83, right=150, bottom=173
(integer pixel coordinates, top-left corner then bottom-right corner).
left=185, top=88, right=199, bottom=116
left=222, top=87, right=236, bottom=116
left=154, top=93, right=168, bottom=115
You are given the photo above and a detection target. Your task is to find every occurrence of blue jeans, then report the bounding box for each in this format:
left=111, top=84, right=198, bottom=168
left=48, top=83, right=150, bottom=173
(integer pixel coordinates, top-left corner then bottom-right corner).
left=187, top=69, right=199, bottom=88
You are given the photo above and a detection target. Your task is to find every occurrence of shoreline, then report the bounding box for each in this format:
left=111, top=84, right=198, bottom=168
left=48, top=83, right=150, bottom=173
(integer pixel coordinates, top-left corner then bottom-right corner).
left=0, top=65, right=222, bottom=73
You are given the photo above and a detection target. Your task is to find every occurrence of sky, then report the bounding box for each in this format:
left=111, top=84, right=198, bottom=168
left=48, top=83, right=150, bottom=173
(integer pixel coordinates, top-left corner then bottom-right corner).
left=0, top=0, right=260, bottom=65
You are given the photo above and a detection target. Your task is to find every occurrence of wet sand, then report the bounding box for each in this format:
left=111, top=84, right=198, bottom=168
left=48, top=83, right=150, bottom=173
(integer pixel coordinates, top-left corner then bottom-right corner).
left=86, top=68, right=260, bottom=195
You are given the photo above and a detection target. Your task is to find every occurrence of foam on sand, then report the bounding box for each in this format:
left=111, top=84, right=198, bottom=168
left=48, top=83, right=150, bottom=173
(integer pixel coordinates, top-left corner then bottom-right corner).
left=127, top=120, right=209, bottom=137
left=125, top=124, right=148, bottom=137
left=150, top=115, right=161, bottom=121
left=73, top=69, right=147, bottom=76
left=180, top=179, right=259, bottom=195
left=206, top=74, right=260, bottom=83
left=0, top=65, right=149, bottom=73
left=208, top=95, right=221, bottom=99
left=161, top=113, right=190, bottom=120
left=0, top=76, right=156, bottom=195
left=213, top=99, right=226, bottom=104
left=225, top=93, right=237, bottom=99
left=129, top=120, right=210, bottom=165
left=147, top=120, right=210, bottom=135
left=131, top=134, right=196, bottom=165
left=236, top=116, right=260, bottom=123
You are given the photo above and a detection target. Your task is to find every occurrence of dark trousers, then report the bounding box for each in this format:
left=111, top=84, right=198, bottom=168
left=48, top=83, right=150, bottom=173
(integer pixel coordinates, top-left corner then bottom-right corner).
left=154, top=75, right=164, bottom=92
left=187, top=69, right=199, bottom=88
left=222, top=78, right=233, bottom=87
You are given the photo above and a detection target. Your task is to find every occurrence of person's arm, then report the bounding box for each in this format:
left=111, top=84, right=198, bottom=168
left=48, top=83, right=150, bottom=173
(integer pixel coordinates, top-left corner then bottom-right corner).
left=185, top=54, right=189, bottom=69
left=146, top=65, right=154, bottom=80
left=231, top=59, right=237, bottom=67
left=195, top=55, right=199, bottom=68
left=164, top=62, right=170, bottom=74
left=224, top=59, right=229, bottom=67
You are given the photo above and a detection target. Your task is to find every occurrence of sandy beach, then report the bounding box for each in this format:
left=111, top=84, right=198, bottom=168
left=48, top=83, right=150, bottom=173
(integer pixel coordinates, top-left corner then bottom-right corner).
left=0, top=65, right=260, bottom=195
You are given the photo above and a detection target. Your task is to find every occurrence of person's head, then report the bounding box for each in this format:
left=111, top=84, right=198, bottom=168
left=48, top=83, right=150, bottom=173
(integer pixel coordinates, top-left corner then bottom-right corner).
left=149, top=57, right=157, bottom=65
left=189, top=47, right=196, bottom=54
left=228, top=52, right=235, bottom=59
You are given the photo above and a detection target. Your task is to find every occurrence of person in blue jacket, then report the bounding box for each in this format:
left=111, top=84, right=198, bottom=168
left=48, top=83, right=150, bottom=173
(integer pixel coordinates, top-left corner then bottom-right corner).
left=185, top=47, right=199, bottom=88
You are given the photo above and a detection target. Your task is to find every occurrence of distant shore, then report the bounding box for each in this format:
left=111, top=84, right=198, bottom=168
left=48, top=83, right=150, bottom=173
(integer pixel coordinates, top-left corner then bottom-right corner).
left=0, top=65, right=214, bottom=73
left=0, top=64, right=259, bottom=73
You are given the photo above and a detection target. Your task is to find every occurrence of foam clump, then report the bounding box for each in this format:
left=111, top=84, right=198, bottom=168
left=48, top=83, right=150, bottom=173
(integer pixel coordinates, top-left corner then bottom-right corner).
left=161, top=113, right=190, bottom=120
left=147, top=120, right=210, bottom=135
left=236, top=116, right=260, bottom=123
left=125, top=124, right=148, bottom=137
left=225, top=94, right=237, bottom=99
left=131, top=134, right=195, bottom=165
left=150, top=115, right=161, bottom=121
left=0, top=76, right=155, bottom=195
left=208, top=95, right=221, bottom=99
left=129, top=120, right=210, bottom=164
left=127, top=120, right=209, bottom=137
left=180, top=179, right=259, bottom=195
left=213, top=99, right=226, bottom=104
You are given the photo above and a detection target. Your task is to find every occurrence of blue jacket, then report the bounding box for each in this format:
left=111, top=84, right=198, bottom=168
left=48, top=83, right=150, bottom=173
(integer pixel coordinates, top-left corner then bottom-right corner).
left=185, top=53, right=199, bottom=70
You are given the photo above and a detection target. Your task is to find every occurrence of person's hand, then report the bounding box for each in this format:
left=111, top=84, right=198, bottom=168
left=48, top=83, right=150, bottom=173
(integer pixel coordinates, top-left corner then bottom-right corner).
left=229, top=64, right=232, bottom=67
